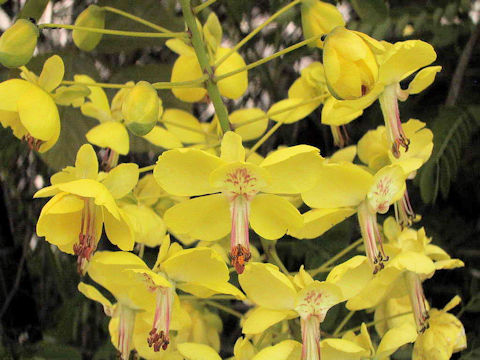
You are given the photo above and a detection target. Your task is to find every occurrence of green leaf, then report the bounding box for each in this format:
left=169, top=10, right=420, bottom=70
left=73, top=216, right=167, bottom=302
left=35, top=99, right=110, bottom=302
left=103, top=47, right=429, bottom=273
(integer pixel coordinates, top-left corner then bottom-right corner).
left=33, top=342, right=82, bottom=360
left=350, top=0, right=389, bottom=23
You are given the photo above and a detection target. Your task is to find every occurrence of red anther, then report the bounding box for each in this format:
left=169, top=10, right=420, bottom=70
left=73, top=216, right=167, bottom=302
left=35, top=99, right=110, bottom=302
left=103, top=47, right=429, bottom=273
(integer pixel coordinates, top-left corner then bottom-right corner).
left=147, top=328, right=170, bottom=352
left=230, top=244, right=251, bottom=274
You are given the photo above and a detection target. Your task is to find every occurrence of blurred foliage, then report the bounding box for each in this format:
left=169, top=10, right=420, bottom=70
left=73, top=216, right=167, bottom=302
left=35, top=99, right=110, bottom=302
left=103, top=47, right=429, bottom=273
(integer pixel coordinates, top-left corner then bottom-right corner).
left=0, top=0, right=479, bottom=359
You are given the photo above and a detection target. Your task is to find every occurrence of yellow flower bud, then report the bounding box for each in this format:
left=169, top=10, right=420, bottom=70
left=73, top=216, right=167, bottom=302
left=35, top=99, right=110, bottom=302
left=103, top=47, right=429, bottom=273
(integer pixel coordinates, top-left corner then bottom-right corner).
left=301, top=0, right=345, bottom=48
left=72, top=5, right=105, bottom=51
left=122, top=81, right=159, bottom=136
left=0, top=19, right=38, bottom=68
left=323, top=27, right=380, bottom=100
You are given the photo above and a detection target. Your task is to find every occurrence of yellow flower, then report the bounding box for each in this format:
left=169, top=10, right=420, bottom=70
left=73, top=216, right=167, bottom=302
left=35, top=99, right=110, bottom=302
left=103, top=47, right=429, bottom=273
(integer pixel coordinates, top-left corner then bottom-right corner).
left=0, top=19, right=38, bottom=68
left=302, top=162, right=408, bottom=272
left=358, top=119, right=433, bottom=226
left=323, top=27, right=383, bottom=100
left=122, top=81, right=160, bottom=136
left=167, top=13, right=248, bottom=103
left=321, top=322, right=417, bottom=360
left=125, top=235, right=244, bottom=354
left=239, top=262, right=342, bottom=360
left=301, top=0, right=345, bottom=48
left=154, top=131, right=322, bottom=273
left=34, top=144, right=138, bottom=273
left=413, top=296, right=467, bottom=360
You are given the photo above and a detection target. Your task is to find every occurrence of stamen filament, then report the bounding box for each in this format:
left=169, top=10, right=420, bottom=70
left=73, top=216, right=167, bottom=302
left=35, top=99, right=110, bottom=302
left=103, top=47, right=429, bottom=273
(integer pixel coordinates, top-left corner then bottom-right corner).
left=405, top=272, right=430, bottom=333
left=300, top=316, right=322, bottom=360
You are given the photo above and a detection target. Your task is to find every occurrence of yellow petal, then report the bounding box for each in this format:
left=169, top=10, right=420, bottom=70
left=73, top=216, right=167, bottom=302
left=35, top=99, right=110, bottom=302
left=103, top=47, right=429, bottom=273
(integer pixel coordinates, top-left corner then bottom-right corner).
left=407, top=66, right=442, bottom=94
left=121, top=204, right=166, bottom=247
left=178, top=281, right=245, bottom=299
left=288, top=76, right=319, bottom=99
left=357, top=126, right=389, bottom=171
left=293, top=265, right=315, bottom=289
left=326, top=256, right=372, bottom=301
left=242, top=306, right=293, bottom=334
left=75, top=144, right=98, bottom=179
left=228, top=108, right=268, bottom=141
left=302, top=163, right=372, bottom=208
left=376, top=322, right=417, bottom=359
left=143, top=125, right=183, bottom=149
left=378, top=40, right=437, bottom=85
left=329, top=145, right=357, bottom=163
left=18, top=85, right=60, bottom=142
left=252, top=340, right=302, bottom=360
left=74, top=74, right=111, bottom=118
left=86, top=122, right=129, bottom=155
left=239, top=262, right=297, bottom=310
left=250, top=194, right=303, bottom=240
left=320, top=338, right=369, bottom=360
left=162, top=108, right=206, bottom=144
left=154, top=148, right=224, bottom=196
left=177, top=343, right=221, bottom=360
left=301, top=0, right=345, bottom=47
left=288, top=208, right=356, bottom=239
left=102, top=163, right=138, bottom=199
left=220, top=131, right=245, bottom=162
left=104, top=207, right=135, bottom=251
left=215, top=48, right=248, bottom=100
left=165, top=38, right=195, bottom=56
left=171, top=55, right=207, bottom=102
left=0, top=110, right=25, bottom=139
left=125, top=268, right=172, bottom=288
left=261, top=145, right=323, bottom=194
left=164, top=194, right=230, bottom=241
left=162, top=247, right=229, bottom=284
left=268, top=98, right=320, bottom=124
left=38, top=55, right=64, bottom=93
left=78, top=282, right=114, bottom=315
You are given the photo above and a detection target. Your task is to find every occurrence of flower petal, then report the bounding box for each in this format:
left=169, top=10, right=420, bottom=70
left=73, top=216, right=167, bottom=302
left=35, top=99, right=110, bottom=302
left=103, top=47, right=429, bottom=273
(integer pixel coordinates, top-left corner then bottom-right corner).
left=302, top=163, right=373, bottom=208
left=288, top=208, right=356, bottom=239
left=177, top=343, right=221, bottom=360
left=38, top=55, right=64, bottom=93
left=162, top=108, right=206, bottom=144
left=220, top=131, right=245, bottom=162
left=242, top=307, right=293, bottom=334
left=171, top=55, right=207, bottom=102
left=252, top=340, right=302, bottom=360
left=239, top=262, right=297, bottom=310
left=215, top=48, right=248, bottom=100
left=143, top=125, right=183, bottom=149
left=261, top=145, right=323, bottom=194
left=407, top=66, right=442, bottom=95
left=154, top=148, right=224, bottom=196
left=268, top=98, right=320, bottom=124
left=75, top=144, right=98, bottom=179
left=104, top=207, right=135, bottom=251
left=102, top=163, right=138, bottom=199
left=229, top=108, right=268, bottom=141
left=86, top=122, right=129, bottom=155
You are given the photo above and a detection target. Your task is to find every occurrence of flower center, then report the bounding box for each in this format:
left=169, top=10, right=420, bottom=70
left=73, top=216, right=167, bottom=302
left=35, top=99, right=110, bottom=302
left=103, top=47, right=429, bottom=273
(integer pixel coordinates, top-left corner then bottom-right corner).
left=73, top=198, right=97, bottom=275
left=148, top=286, right=174, bottom=351
left=224, top=167, right=259, bottom=198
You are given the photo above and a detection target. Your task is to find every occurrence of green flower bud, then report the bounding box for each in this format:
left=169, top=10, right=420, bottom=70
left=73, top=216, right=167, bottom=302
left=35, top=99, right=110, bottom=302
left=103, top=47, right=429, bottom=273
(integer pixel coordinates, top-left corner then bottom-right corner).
left=122, top=81, right=159, bottom=136
left=0, top=19, right=38, bottom=68
left=72, top=5, right=105, bottom=52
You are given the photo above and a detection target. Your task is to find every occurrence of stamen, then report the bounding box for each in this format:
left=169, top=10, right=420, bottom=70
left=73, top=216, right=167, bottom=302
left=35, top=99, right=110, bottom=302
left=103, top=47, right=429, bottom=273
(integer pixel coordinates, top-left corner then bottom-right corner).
left=23, top=134, right=45, bottom=152
left=405, top=272, right=430, bottom=333
left=117, top=304, right=136, bottom=360
left=227, top=194, right=252, bottom=274
left=358, top=201, right=389, bottom=274
left=329, top=125, right=349, bottom=148
left=300, top=316, right=321, bottom=360
left=394, top=189, right=416, bottom=228
left=380, top=84, right=410, bottom=158
left=101, top=148, right=119, bottom=172
left=73, top=198, right=97, bottom=275
left=148, top=287, right=174, bottom=351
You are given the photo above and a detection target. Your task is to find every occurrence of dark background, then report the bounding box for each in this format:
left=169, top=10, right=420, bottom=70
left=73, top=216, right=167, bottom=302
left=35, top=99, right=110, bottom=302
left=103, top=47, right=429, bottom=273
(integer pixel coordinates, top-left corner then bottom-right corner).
left=0, top=0, right=479, bottom=358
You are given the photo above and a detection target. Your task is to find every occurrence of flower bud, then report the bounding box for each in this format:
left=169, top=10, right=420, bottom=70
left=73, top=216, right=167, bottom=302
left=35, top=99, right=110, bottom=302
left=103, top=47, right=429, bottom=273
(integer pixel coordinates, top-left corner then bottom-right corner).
left=122, top=81, right=159, bottom=136
left=72, top=5, right=105, bottom=52
left=301, top=0, right=345, bottom=48
left=323, top=27, right=379, bottom=100
left=0, top=19, right=38, bottom=68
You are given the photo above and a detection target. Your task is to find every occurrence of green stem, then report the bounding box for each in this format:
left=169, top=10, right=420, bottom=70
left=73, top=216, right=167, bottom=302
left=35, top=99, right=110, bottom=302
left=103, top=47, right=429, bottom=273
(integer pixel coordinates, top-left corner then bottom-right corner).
left=38, top=23, right=187, bottom=38
left=246, top=122, right=282, bottom=157
left=61, top=80, right=132, bottom=89
left=203, top=300, right=244, bottom=319
left=194, top=0, right=218, bottom=14
left=309, top=238, right=363, bottom=277
left=102, top=6, right=174, bottom=33
left=179, top=0, right=230, bottom=134
left=337, top=311, right=413, bottom=337
left=261, top=238, right=290, bottom=276
left=214, top=0, right=302, bottom=68
left=215, top=35, right=322, bottom=82
left=333, top=310, right=355, bottom=336
left=139, top=165, right=155, bottom=173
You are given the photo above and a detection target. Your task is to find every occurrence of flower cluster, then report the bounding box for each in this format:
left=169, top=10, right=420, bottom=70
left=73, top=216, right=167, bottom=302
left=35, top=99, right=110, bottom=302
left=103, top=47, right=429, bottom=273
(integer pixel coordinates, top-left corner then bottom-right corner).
left=0, top=1, right=468, bottom=360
